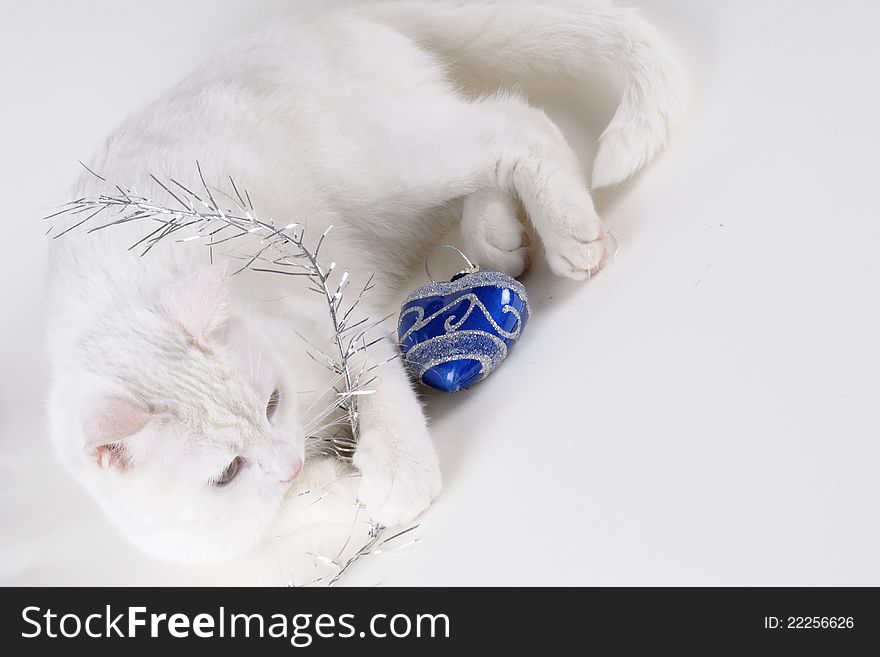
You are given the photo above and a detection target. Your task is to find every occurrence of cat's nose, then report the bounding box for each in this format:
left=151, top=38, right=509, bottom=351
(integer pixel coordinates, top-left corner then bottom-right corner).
left=280, top=460, right=303, bottom=483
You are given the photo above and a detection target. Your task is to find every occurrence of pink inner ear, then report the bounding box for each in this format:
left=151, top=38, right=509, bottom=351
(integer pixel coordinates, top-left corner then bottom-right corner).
left=160, top=262, right=230, bottom=349
left=84, top=399, right=154, bottom=470
left=89, top=444, right=127, bottom=470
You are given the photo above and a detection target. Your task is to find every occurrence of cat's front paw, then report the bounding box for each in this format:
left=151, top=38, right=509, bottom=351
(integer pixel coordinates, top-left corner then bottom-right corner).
left=353, top=428, right=442, bottom=528
left=543, top=215, right=608, bottom=281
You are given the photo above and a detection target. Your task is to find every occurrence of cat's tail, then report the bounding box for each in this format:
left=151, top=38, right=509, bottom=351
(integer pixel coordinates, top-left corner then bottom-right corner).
left=358, top=0, right=685, bottom=188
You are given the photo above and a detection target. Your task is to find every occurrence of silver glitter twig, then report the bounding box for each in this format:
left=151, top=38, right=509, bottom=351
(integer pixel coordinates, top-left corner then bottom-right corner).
left=47, top=162, right=380, bottom=458
left=325, top=520, right=420, bottom=587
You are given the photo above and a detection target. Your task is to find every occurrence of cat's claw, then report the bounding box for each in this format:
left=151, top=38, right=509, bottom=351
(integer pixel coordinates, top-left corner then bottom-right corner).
left=542, top=207, right=608, bottom=280
left=545, top=234, right=607, bottom=280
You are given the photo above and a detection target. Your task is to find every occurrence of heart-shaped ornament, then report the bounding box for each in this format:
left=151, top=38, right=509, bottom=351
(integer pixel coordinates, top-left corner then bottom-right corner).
left=397, top=269, right=530, bottom=392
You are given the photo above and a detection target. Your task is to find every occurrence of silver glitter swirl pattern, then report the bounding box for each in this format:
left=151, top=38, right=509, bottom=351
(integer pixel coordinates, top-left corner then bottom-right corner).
left=398, top=293, right=523, bottom=344
left=403, top=330, right=508, bottom=380
left=401, top=270, right=529, bottom=307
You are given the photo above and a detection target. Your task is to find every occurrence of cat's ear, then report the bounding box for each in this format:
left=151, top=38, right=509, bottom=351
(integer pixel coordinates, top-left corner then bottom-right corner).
left=160, top=262, right=230, bottom=349
left=84, top=398, right=154, bottom=470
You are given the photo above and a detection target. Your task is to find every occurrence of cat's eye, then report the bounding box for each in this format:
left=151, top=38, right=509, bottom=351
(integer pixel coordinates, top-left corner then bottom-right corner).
left=266, top=388, right=280, bottom=422
left=214, top=456, right=242, bottom=487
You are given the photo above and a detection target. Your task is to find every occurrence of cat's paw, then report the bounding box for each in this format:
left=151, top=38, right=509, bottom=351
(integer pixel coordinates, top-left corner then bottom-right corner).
left=353, top=429, right=442, bottom=528
left=462, top=190, right=530, bottom=277
left=542, top=209, right=608, bottom=280
left=466, top=228, right=531, bottom=278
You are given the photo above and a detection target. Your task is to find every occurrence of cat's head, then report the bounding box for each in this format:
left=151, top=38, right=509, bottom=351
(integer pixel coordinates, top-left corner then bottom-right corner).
left=49, top=263, right=304, bottom=563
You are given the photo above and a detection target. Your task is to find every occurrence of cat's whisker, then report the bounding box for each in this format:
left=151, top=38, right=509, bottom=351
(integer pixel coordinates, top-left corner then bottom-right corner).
left=300, top=371, right=348, bottom=421
left=303, top=406, right=351, bottom=437
left=302, top=412, right=348, bottom=442
left=246, top=298, right=256, bottom=383
left=305, top=417, right=352, bottom=438
left=254, top=311, right=284, bottom=382
left=302, top=382, right=354, bottom=421
left=301, top=365, right=350, bottom=405
left=302, top=402, right=348, bottom=436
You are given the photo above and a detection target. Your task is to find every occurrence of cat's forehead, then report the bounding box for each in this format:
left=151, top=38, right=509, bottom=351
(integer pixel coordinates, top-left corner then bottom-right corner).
left=183, top=397, right=263, bottom=444
left=83, top=299, right=273, bottom=435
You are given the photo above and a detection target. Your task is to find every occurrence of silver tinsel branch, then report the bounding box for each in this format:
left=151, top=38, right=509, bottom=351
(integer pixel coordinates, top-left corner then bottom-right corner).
left=46, top=162, right=389, bottom=459
left=291, top=505, right=421, bottom=587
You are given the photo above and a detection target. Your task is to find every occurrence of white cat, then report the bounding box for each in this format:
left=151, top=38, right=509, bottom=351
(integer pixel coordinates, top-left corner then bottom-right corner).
left=46, top=0, right=683, bottom=563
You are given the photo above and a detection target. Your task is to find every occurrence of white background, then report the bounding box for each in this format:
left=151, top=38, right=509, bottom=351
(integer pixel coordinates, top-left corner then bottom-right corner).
left=1, top=0, right=878, bottom=585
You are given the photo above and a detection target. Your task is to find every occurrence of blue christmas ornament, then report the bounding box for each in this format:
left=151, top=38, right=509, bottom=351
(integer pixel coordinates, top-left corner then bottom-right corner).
left=398, top=248, right=530, bottom=392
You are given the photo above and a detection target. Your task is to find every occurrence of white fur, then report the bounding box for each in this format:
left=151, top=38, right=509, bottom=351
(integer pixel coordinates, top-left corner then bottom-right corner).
left=46, top=0, right=682, bottom=563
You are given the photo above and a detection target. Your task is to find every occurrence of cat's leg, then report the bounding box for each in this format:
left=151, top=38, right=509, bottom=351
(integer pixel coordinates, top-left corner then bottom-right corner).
left=350, top=335, right=440, bottom=527
left=471, top=97, right=607, bottom=280
left=386, top=95, right=606, bottom=280
left=417, top=96, right=605, bottom=280
left=460, top=189, right=530, bottom=277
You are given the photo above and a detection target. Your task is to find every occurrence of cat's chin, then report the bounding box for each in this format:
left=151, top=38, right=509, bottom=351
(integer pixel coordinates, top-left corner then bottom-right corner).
left=127, top=518, right=284, bottom=565
left=80, top=477, right=289, bottom=565
left=105, top=513, right=268, bottom=565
